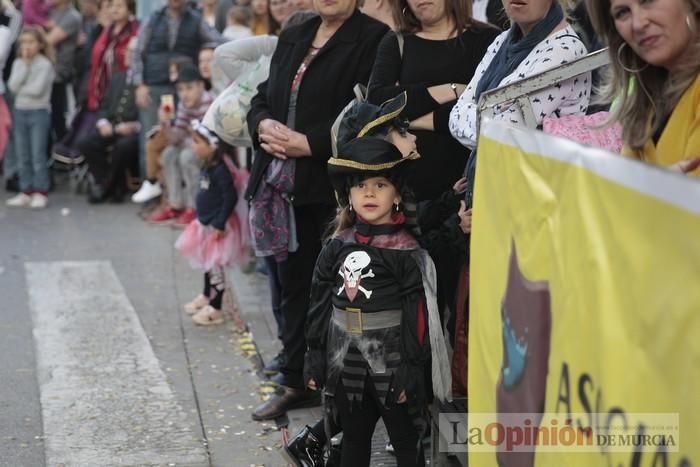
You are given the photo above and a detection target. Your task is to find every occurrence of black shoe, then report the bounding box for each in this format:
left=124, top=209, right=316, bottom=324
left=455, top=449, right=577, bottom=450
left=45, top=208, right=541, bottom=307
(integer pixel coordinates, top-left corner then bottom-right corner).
left=281, top=425, right=325, bottom=467
left=87, top=183, right=107, bottom=204
left=251, top=386, right=321, bottom=421
left=263, top=351, right=286, bottom=376
left=5, top=175, right=18, bottom=193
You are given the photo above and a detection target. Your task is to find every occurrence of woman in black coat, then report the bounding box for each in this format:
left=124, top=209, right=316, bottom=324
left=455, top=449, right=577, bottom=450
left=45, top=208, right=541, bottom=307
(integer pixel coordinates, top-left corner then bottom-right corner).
left=246, top=0, right=388, bottom=421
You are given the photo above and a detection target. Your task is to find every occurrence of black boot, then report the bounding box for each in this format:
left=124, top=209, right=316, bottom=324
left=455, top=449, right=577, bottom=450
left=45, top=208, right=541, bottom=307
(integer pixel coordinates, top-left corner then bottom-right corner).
left=281, top=425, right=324, bottom=467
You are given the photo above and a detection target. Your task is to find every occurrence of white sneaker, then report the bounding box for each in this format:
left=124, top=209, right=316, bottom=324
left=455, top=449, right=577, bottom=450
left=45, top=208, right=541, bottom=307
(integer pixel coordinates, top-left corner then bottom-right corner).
left=131, top=180, right=162, bottom=203
left=29, top=193, right=48, bottom=209
left=6, top=193, right=32, bottom=207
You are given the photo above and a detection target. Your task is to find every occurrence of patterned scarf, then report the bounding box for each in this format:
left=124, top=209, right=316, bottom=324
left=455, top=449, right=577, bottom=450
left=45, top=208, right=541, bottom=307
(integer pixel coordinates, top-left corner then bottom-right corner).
left=474, top=1, right=564, bottom=100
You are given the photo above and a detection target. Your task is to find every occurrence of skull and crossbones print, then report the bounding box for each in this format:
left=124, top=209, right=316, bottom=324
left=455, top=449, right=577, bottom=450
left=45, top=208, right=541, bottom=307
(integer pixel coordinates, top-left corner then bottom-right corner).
left=338, top=251, right=375, bottom=301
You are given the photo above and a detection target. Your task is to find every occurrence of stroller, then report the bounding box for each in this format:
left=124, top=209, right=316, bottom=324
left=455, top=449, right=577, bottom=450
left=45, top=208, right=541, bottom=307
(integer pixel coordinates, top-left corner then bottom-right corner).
left=51, top=108, right=96, bottom=193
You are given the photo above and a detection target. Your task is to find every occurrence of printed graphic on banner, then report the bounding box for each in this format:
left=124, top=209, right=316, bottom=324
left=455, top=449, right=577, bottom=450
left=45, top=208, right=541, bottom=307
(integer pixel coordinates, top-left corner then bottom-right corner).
left=467, top=120, right=700, bottom=467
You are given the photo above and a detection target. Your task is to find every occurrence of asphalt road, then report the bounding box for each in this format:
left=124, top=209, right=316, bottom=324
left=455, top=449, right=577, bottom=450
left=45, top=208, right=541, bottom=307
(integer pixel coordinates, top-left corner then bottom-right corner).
left=0, top=184, right=282, bottom=467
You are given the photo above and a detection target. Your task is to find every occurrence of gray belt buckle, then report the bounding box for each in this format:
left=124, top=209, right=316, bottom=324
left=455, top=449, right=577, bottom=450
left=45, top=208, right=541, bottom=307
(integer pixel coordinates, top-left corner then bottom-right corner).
left=345, top=307, right=363, bottom=335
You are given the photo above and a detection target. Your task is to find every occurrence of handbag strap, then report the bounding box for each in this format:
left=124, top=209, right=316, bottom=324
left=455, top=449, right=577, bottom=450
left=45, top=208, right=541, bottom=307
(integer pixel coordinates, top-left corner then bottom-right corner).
left=396, top=32, right=404, bottom=59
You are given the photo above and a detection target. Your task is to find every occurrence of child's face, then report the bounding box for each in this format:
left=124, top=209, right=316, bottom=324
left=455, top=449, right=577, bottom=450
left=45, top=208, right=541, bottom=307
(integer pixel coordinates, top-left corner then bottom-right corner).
left=176, top=81, right=205, bottom=109
left=192, top=133, right=216, bottom=161
left=349, top=176, right=400, bottom=225
left=19, top=33, right=40, bottom=59
left=198, top=49, right=214, bottom=80
left=386, top=128, right=417, bottom=159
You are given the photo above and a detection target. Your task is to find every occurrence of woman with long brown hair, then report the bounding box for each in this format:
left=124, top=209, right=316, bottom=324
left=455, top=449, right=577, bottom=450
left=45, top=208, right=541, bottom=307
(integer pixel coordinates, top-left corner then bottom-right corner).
left=250, top=0, right=274, bottom=34
left=586, top=0, right=700, bottom=174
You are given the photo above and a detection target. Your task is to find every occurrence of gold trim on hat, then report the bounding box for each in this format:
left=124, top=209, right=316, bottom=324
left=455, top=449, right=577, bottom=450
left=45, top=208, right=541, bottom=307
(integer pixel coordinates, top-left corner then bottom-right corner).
left=356, top=92, right=407, bottom=138
left=327, top=151, right=420, bottom=171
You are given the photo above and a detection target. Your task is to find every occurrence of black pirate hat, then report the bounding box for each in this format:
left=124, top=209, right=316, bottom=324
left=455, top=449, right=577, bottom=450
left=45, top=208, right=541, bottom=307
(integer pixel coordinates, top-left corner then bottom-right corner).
left=331, top=91, right=411, bottom=156
left=328, top=93, right=420, bottom=206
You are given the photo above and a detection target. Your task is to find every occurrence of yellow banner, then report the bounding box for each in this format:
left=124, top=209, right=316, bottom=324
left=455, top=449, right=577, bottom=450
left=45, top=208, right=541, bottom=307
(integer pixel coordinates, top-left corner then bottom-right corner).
left=468, top=120, right=700, bottom=467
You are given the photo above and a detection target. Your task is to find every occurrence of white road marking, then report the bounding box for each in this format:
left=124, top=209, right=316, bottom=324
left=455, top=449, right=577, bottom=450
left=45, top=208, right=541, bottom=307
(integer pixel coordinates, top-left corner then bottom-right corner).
left=26, top=261, right=208, bottom=466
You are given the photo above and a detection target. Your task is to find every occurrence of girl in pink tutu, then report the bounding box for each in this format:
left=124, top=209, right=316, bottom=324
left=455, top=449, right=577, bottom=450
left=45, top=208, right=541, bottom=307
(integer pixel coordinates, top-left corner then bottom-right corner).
left=175, top=120, right=249, bottom=326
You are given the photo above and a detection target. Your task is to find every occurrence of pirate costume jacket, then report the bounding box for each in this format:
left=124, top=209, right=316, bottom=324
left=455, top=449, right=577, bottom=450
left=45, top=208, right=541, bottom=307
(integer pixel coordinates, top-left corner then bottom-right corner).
left=304, top=218, right=430, bottom=407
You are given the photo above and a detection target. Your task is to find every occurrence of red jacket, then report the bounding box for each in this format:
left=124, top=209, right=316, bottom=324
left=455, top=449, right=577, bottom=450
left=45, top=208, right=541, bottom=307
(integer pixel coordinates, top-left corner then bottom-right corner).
left=87, top=20, right=139, bottom=112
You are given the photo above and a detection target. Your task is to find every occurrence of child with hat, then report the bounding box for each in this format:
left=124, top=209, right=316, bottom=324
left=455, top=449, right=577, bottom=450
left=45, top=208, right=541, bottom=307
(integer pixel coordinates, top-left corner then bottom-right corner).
left=293, top=93, right=451, bottom=467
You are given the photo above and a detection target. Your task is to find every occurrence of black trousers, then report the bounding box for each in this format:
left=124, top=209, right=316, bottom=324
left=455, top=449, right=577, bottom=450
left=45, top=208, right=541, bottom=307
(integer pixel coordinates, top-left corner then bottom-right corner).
left=263, top=255, right=284, bottom=342
left=278, top=203, right=335, bottom=388
left=335, top=381, right=424, bottom=467
left=51, top=82, right=69, bottom=142
left=78, top=128, right=139, bottom=195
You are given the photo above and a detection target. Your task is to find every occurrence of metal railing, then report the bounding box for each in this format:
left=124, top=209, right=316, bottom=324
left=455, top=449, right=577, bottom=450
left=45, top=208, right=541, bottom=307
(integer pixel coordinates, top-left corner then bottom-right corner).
left=477, top=48, right=611, bottom=130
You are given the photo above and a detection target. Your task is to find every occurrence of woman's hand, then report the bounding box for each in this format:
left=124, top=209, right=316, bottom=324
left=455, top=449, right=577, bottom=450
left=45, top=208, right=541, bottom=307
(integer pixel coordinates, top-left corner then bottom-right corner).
left=258, top=119, right=311, bottom=159
left=280, top=131, right=312, bottom=158
left=136, top=84, right=151, bottom=109
left=98, top=122, right=114, bottom=138
left=258, top=118, right=290, bottom=157
left=669, top=157, right=700, bottom=174
left=115, top=122, right=141, bottom=136
left=397, top=390, right=407, bottom=404
left=458, top=200, right=472, bottom=234
left=307, top=379, right=317, bottom=391
left=453, top=176, right=468, bottom=195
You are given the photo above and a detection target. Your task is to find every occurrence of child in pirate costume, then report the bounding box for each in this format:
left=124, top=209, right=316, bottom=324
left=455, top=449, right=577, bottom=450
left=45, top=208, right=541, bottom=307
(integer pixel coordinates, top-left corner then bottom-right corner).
left=300, top=94, right=451, bottom=467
